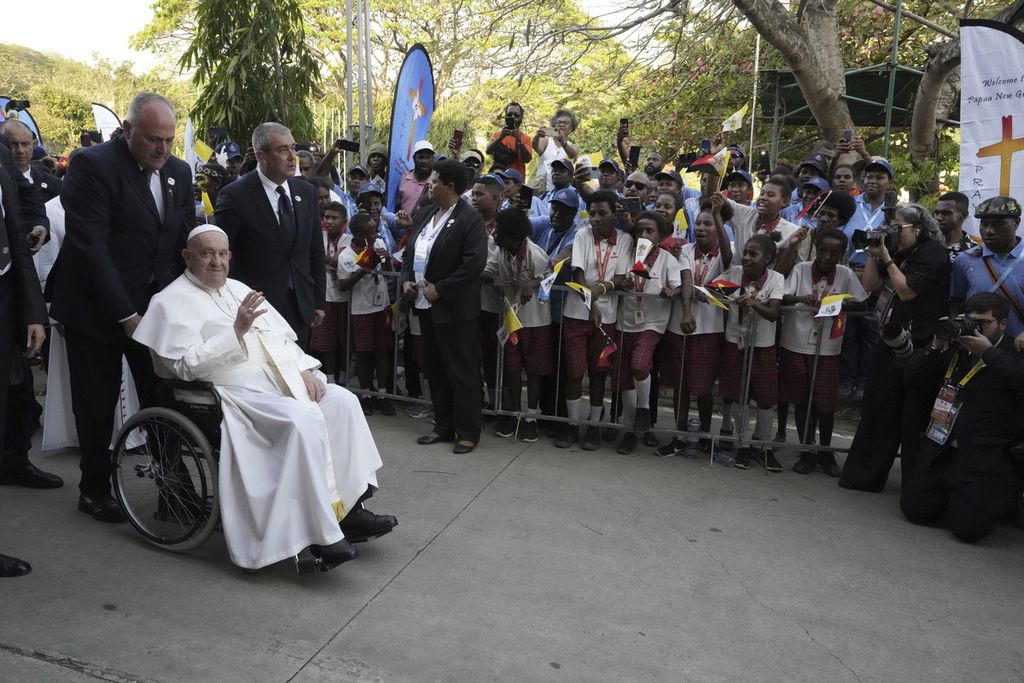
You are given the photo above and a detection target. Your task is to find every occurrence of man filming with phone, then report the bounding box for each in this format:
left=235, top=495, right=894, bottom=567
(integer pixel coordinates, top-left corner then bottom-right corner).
left=900, top=292, right=1024, bottom=543
left=486, top=102, right=532, bottom=177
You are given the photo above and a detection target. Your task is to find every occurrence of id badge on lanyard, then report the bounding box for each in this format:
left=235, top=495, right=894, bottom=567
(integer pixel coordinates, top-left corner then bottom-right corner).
left=926, top=383, right=961, bottom=445
left=875, top=285, right=896, bottom=324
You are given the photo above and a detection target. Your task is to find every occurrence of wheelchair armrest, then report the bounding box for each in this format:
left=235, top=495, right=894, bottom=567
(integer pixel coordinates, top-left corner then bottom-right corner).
left=157, top=380, right=221, bottom=409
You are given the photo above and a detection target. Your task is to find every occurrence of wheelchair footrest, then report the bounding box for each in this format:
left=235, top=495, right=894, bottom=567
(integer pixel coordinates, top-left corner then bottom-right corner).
left=294, top=555, right=340, bottom=575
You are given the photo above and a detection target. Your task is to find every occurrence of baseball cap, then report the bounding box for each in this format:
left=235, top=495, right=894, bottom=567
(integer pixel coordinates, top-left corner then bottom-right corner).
left=864, top=157, right=894, bottom=179
left=599, top=159, right=621, bottom=173
left=799, top=154, right=828, bottom=176
left=801, top=177, right=830, bottom=192
left=727, top=145, right=746, bottom=160
left=462, top=149, right=483, bottom=165
left=654, top=170, right=684, bottom=186
left=724, top=170, right=753, bottom=186
left=348, top=165, right=368, bottom=177
left=975, top=196, right=1022, bottom=219
left=476, top=173, right=506, bottom=191
left=550, top=158, right=574, bottom=172
left=496, top=168, right=524, bottom=184
left=357, top=182, right=384, bottom=198
left=412, top=139, right=435, bottom=155
left=216, top=141, right=243, bottom=159
left=549, top=187, right=580, bottom=210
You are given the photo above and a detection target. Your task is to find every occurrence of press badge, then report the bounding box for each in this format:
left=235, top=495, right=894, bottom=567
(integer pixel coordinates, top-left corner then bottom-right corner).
left=925, top=383, right=961, bottom=445
left=875, top=286, right=895, bottom=325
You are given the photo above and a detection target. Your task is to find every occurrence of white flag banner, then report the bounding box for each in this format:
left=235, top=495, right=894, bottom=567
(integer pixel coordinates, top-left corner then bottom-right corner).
left=184, top=117, right=199, bottom=181
left=90, top=103, right=121, bottom=142
left=958, top=20, right=1024, bottom=236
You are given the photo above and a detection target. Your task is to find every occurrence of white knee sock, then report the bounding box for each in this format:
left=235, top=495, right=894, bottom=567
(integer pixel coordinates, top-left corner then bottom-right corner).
left=589, top=405, right=603, bottom=423
left=567, top=398, right=584, bottom=426
left=621, top=389, right=637, bottom=427
left=634, top=376, right=652, bottom=410
left=721, top=402, right=735, bottom=432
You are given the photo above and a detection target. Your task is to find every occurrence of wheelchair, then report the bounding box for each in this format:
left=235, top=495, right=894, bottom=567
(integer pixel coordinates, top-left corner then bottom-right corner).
left=110, top=380, right=341, bottom=574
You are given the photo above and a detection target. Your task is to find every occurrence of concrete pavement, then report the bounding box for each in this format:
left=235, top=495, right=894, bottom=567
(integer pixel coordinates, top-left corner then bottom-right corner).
left=2, top=413, right=1023, bottom=682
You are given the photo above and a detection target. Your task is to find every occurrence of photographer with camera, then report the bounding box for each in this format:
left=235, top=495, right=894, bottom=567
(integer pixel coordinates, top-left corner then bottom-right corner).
left=948, top=196, right=1024, bottom=350
left=839, top=203, right=951, bottom=493
left=899, top=292, right=1024, bottom=542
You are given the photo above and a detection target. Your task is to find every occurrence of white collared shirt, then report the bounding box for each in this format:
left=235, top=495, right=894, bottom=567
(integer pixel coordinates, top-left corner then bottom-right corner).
left=256, top=166, right=292, bottom=223
left=413, top=203, right=457, bottom=310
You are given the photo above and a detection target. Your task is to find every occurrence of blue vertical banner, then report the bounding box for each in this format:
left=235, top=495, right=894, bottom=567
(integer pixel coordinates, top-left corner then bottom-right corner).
left=0, top=97, right=43, bottom=143
left=386, top=44, right=435, bottom=212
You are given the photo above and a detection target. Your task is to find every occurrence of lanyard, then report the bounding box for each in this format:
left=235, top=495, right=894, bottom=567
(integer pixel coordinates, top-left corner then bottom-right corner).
left=944, top=351, right=985, bottom=388
left=693, top=247, right=718, bottom=286
left=594, top=235, right=614, bottom=281
left=985, top=252, right=1024, bottom=292
left=859, top=201, right=882, bottom=229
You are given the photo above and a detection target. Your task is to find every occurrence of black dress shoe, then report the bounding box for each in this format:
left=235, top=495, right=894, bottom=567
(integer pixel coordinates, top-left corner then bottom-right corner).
left=0, top=463, right=64, bottom=489
left=309, top=539, right=359, bottom=564
left=0, top=553, right=31, bottom=577
left=417, top=432, right=453, bottom=445
left=453, top=441, right=477, bottom=454
left=78, top=494, right=128, bottom=523
left=340, top=506, right=398, bottom=543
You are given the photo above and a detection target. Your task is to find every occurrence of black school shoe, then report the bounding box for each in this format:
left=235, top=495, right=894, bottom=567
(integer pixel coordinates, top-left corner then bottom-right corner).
left=792, top=452, right=817, bottom=475
left=655, top=437, right=687, bottom=458
left=617, top=432, right=638, bottom=454
left=734, top=448, right=752, bottom=470
left=519, top=420, right=539, bottom=443
left=754, top=447, right=782, bottom=473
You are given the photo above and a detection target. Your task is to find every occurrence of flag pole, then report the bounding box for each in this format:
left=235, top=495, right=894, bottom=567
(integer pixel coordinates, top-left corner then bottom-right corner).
left=748, top=34, right=761, bottom=161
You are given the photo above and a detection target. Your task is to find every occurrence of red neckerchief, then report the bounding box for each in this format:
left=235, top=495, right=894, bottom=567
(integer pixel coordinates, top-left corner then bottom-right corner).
left=594, top=228, right=617, bottom=281
left=692, top=241, right=720, bottom=285
left=739, top=269, right=769, bottom=322
left=811, top=262, right=836, bottom=301
left=755, top=215, right=779, bottom=233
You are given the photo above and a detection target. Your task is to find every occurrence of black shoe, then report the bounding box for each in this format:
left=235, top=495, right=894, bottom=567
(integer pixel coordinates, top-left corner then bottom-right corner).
left=543, top=421, right=565, bottom=439
left=519, top=420, right=539, bottom=443
left=755, top=448, right=782, bottom=473
left=655, top=437, right=687, bottom=458
left=792, top=453, right=817, bottom=475
left=580, top=426, right=601, bottom=451
left=453, top=440, right=477, bottom=455
left=617, top=432, right=638, bottom=454
left=0, top=463, right=63, bottom=489
left=309, top=539, right=359, bottom=564
left=774, top=432, right=787, bottom=444
left=817, top=451, right=841, bottom=478
left=416, top=432, right=453, bottom=445
left=0, top=553, right=31, bottom=577
left=374, top=397, right=396, bottom=416
left=601, top=426, right=618, bottom=442
left=78, top=494, right=127, bottom=523
left=633, top=407, right=651, bottom=433
left=719, top=429, right=735, bottom=452
left=734, top=448, right=751, bottom=470
left=698, top=437, right=712, bottom=453
left=340, top=506, right=398, bottom=543
left=494, top=416, right=517, bottom=438
left=359, top=396, right=374, bottom=416
left=643, top=431, right=660, bottom=448
left=554, top=427, right=578, bottom=449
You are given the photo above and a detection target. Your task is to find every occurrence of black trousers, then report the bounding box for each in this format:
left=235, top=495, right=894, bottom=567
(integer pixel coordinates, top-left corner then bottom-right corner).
left=0, top=282, right=13, bottom=468
left=900, top=450, right=1020, bottom=543
left=479, top=311, right=499, bottom=404
left=419, top=310, right=481, bottom=442
left=280, top=289, right=311, bottom=352
left=839, top=346, right=937, bottom=492
left=1, top=359, right=35, bottom=473
left=65, top=328, right=158, bottom=496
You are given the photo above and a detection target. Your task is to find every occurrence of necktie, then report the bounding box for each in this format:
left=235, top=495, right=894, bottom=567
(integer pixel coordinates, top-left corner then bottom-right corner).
left=276, top=186, right=295, bottom=237
left=148, top=170, right=165, bottom=222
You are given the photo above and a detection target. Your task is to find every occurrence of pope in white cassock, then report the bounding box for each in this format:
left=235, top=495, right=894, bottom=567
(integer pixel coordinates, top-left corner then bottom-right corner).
left=133, top=225, right=397, bottom=569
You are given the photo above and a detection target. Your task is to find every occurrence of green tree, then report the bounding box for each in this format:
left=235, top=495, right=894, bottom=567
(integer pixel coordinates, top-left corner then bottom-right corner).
left=178, top=0, right=320, bottom=144
left=24, top=84, right=91, bottom=149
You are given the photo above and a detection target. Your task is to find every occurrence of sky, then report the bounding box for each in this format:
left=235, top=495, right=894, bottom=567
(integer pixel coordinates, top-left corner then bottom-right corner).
left=0, top=1, right=161, bottom=72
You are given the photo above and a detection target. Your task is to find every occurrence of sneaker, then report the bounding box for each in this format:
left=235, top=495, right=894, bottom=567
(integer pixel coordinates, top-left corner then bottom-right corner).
left=580, top=426, right=601, bottom=451
left=633, top=407, right=651, bottom=433
left=817, top=450, right=841, bottom=478
left=642, top=431, right=660, bottom=448
left=495, top=416, right=517, bottom=438
left=616, top=432, right=638, bottom=454
left=655, top=437, right=687, bottom=458
left=792, top=452, right=817, bottom=475
left=754, top=447, right=782, bottom=473
left=374, top=397, right=396, bottom=416
left=555, top=427, right=578, bottom=449
left=404, top=403, right=432, bottom=419
left=719, top=429, right=735, bottom=452
left=359, top=396, right=375, bottom=416
left=519, top=420, right=539, bottom=443
left=734, top=448, right=751, bottom=469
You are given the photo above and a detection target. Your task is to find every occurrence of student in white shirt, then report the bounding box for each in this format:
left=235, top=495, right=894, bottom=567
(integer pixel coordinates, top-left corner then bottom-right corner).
left=779, top=229, right=867, bottom=476
left=310, top=201, right=352, bottom=384
left=612, top=212, right=681, bottom=454
left=337, top=214, right=395, bottom=417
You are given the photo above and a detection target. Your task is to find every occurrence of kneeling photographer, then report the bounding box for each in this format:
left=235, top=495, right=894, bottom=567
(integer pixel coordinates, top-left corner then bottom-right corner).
left=899, top=293, right=1024, bottom=542
left=839, top=203, right=951, bottom=492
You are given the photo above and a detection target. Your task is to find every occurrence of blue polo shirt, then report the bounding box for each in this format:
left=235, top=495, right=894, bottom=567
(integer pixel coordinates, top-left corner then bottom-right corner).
left=950, top=238, right=1024, bottom=338
left=530, top=216, right=579, bottom=322
left=842, top=195, right=885, bottom=268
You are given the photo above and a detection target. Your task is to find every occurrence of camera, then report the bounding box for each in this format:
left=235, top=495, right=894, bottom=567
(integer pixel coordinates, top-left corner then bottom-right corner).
left=934, top=315, right=980, bottom=341
left=851, top=190, right=899, bottom=252
left=881, top=322, right=914, bottom=361
left=4, top=99, right=30, bottom=113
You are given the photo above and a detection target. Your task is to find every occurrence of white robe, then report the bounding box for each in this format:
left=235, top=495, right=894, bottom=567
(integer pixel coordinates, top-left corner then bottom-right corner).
left=133, top=272, right=382, bottom=569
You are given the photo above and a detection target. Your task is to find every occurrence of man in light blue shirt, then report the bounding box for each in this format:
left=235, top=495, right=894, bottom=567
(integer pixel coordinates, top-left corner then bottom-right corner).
left=950, top=195, right=1024, bottom=341
left=843, top=158, right=894, bottom=268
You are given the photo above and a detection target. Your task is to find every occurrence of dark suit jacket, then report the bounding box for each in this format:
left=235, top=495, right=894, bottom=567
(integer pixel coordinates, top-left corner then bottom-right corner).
left=907, top=336, right=1024, bottom=479
left=48, top=137, right=195, bottom=338
left=26, top=165, right=61, bottom=203
left=1, top=163, right=47, bottom=363
left=0, top=143, right=48, bottom=231
left=401, top=198, right=486, bottom=324
left=214, top=171, right=325, bottom=325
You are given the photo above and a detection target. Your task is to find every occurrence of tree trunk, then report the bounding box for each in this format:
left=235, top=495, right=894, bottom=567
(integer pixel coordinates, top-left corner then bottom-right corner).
left=730, top=0, right=854, bottom=141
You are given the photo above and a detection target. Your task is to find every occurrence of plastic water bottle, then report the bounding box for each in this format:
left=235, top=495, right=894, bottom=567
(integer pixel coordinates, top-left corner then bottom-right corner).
left=685, top=417, right=701, bottom=457
left=713, top=450, right=736, bottom=468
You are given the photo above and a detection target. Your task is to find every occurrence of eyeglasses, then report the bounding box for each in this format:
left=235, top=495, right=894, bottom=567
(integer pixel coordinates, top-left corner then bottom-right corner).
left=895, top=223, right=917, bottom=230
left=463, top=161, right=481, bottom=168
left=968, top=317, right=999, bottom=327
left=624, top=181, right=647, bottom=189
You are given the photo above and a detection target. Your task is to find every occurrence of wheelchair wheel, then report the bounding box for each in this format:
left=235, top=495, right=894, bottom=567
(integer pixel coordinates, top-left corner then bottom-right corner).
left=112, top=407, right=220, bottom=553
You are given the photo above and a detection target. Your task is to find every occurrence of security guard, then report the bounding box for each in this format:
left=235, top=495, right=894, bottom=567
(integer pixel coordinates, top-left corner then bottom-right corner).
left=900, top=291, right=1024, bottom=542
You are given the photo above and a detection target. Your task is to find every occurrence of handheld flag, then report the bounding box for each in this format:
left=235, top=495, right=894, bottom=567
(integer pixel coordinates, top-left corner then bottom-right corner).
left=830, top=311, right=847, bottom=340
left=551, top=256, right=569, bottom=275
left=706, top=279, right=741, bottom=297
left=566, top=281, right=592, bottom=309
left=194, top=139, right=214, bottom=163
left=355, top=246, right=375, bottom=270
left=538, top=257, right=570, bottom=303
left=794, top=189, right=831, bottom=223
left=694, top=285, right=730, bottom=311
left=201, top=191, right=215, bottom=218
left=631, top=238, right=654, bottom=276
left=687, top=148, right=731, bottom=176
left=815, top=293, right=852, bottom=318
left=672, top=208, right=690, bottom=240
left=595, top=330, right=618, bottom=370
left=499, top=303, right=524, bottom=346
left=722, top=104, right=749, bottom=133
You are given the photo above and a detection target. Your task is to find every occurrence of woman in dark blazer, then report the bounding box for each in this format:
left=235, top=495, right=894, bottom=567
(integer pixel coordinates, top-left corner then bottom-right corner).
left=401, top=159, right=487, bottom=453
